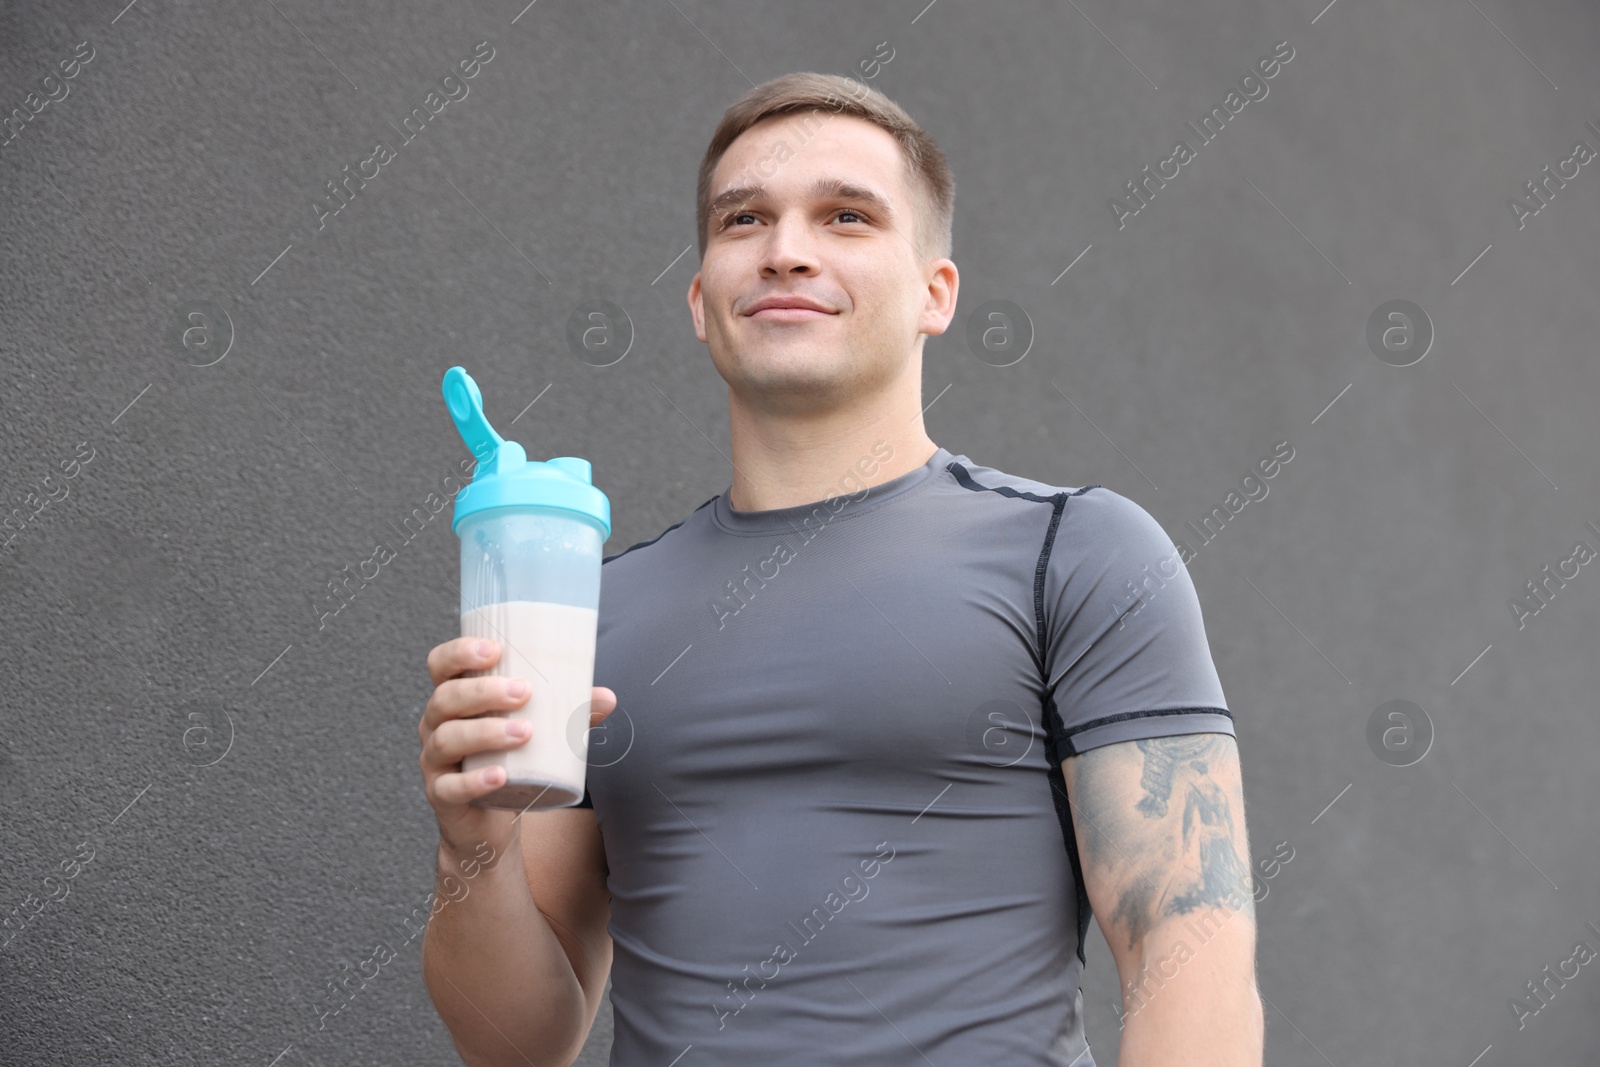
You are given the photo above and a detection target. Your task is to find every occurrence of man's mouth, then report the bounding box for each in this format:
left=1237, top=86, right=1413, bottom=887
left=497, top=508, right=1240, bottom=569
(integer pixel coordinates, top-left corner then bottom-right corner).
left=748, top=307, right=832, bottom=321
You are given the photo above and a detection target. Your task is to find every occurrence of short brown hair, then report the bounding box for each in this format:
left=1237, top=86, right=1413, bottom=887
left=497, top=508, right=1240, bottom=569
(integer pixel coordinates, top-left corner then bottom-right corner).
left=695, top=72, right=955, bottom=265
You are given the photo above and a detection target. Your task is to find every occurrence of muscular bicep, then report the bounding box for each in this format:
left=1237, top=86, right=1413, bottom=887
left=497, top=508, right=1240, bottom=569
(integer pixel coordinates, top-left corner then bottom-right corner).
left=1062, top=732, right=1256, bottom=976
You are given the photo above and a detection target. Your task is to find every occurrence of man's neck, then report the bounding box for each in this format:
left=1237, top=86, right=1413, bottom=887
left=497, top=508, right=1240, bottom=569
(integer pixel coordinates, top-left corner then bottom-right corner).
left=723, top=396, right=939, bottom=513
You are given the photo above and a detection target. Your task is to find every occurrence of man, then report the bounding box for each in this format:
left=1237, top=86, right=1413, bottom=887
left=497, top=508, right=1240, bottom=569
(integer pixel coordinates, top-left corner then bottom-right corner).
left=420, top=71, right=1264, bottom=1066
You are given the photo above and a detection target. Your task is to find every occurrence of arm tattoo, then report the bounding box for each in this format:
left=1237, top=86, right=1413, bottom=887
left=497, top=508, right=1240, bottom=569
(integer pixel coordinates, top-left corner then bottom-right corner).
left=1074, top=734, right=1254, bottom=953
left=1133, top=734, right=1215, bottom=818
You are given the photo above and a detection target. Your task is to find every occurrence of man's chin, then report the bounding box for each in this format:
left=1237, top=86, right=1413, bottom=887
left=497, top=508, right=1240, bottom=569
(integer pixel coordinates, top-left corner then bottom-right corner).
left=728, top=364, right=854, bottom=405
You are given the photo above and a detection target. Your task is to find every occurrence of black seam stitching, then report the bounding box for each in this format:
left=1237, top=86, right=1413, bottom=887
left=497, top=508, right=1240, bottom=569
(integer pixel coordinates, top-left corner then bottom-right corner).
left=602, top=495, right=718, bottom=564
left=945, top=464, right=1101, bottom=667
left=1062, top=705, right=1235, bottom=744
left=947, top=463, right=1105, bottom=968
left=947, top=460, right=1100, bottom=506
left=1034, top=494, right=1067, bottom=663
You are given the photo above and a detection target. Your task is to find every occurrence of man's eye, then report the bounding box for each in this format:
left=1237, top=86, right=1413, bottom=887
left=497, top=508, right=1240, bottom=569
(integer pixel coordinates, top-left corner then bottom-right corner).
left=716, top=208, right=868, bottom=230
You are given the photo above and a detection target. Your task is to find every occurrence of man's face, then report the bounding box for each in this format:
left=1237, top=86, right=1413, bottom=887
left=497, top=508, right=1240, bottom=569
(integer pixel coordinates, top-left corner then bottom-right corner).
left=688, top=113, right=956, bottom=417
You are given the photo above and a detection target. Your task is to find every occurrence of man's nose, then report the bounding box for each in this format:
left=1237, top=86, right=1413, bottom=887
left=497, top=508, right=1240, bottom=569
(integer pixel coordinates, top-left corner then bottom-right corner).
left=759, top=216, right=820, bottom=275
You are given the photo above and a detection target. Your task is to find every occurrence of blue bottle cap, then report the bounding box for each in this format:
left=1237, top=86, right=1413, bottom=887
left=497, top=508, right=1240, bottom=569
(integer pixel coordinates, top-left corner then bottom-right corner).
left=441, top=366, right=611, bottom=539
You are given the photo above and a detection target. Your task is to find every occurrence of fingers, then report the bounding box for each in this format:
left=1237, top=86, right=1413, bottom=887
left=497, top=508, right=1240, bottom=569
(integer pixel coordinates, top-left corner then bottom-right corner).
left=419, top=672, right=529, bottom=743
left=422, top=712, right=531, bottom=774
left=427, top=635, right=498, bottom=688
left=591, top=686, right=618, bottom=721
left=429, top=759, right=513, bottom=808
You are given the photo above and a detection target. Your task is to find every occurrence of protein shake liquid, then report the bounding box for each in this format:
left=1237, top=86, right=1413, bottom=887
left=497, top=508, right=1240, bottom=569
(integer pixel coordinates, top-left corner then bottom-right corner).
left=441, top=366, right=611, bottom=810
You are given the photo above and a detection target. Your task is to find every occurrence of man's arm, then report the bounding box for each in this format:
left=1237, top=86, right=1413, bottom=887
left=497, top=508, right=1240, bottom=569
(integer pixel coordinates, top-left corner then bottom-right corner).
left=1062, top=732, right=1265, bottom=1066
left=420, top=809, right=612, bottom=1067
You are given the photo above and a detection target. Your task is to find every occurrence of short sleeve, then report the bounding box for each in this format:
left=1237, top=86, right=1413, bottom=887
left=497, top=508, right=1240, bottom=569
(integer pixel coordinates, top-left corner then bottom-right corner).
left=573, top=783, right=593, bottom=809
left=1041, top=487, right=1234, bottom=759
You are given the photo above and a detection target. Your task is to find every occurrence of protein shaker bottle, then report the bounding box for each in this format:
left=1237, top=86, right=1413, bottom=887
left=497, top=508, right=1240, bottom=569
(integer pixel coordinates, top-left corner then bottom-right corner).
left=441, top=366, right=611, bottom=810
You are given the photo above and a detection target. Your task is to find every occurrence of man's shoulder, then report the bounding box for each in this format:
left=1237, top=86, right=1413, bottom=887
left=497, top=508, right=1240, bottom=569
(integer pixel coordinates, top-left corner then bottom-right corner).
left=941, top=452, right=1113, bottom=514
left=939, top=455, right=1172, bottom=558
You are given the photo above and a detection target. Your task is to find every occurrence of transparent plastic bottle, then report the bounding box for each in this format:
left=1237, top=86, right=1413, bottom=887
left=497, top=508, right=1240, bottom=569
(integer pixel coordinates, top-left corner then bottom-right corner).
left=441, top=367, right=611, bottom=810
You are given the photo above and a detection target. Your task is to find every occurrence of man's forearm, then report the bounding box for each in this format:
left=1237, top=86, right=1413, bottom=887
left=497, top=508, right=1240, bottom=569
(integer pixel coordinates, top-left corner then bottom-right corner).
left=421, top=838, right=589, bottom=1067
left=1115, top=915, right=1265, bottom=1067
left=1118, top=979, right=1264, bottom=1066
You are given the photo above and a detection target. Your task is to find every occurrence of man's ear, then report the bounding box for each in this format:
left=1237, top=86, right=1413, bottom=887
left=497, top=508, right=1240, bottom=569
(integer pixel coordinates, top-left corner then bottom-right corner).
left=918, top=259, right=959, bottom=338
left=688, top=272, right=708, bottom=342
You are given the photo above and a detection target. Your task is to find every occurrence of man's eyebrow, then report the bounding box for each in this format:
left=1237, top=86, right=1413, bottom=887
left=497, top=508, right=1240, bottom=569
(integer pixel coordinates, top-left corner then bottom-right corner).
left=707, top=177, right=897, bottom=221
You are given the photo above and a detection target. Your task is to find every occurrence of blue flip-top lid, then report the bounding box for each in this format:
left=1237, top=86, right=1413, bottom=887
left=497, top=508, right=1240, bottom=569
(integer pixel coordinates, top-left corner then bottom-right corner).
left=441, top=366, right=611, bottom=538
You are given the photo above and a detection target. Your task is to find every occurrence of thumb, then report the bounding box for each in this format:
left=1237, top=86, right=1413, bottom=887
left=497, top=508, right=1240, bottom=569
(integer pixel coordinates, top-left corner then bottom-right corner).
left=590, top=686, right=618, bottom=722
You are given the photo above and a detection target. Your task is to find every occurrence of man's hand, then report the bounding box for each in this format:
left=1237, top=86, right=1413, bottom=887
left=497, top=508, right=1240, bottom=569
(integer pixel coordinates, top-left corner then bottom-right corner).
left=419, top=636, right=617, bottom=864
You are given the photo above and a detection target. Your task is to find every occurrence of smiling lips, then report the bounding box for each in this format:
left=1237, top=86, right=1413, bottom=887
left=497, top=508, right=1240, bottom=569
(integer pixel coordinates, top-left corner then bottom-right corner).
left=744, top=297, right=838, bottom=322
left=750, top=306, right=832, bottom=321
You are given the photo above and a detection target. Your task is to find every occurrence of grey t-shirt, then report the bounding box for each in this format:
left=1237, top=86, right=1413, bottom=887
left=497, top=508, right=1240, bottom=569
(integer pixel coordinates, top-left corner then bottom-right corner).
left=577, top=444, right=1234, bottom=1065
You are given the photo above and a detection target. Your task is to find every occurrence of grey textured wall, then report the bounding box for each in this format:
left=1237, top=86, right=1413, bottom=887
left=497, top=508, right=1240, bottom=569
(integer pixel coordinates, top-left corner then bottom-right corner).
left=4, top=1, right=1599, bottom=1064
